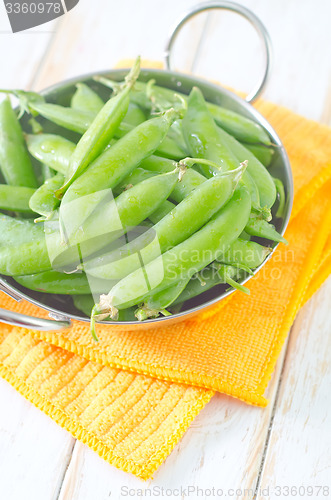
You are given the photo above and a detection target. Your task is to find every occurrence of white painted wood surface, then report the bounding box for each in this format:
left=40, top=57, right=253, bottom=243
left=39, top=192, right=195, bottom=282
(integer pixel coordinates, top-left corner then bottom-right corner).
left=0, top=1, right=330, bottom=499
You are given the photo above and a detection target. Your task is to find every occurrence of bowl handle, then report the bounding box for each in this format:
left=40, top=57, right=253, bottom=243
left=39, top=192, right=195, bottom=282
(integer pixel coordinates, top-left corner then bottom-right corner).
left=164, top=1, right=272, bottom=103
left=0, top=308, right=71, bottom=330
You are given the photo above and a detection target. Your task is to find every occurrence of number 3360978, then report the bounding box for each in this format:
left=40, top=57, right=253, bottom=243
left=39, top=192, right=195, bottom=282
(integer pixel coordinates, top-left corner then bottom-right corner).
left=5, top=3, right=62, bottom=14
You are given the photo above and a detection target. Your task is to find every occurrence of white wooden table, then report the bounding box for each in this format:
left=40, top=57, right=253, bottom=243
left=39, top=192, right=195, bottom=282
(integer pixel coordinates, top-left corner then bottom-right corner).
left=0, top=1, right=330, bottom=498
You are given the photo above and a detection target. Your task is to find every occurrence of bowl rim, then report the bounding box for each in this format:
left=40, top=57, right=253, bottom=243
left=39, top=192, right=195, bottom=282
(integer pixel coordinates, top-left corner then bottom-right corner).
left=0, top=67, right=294, bottom=328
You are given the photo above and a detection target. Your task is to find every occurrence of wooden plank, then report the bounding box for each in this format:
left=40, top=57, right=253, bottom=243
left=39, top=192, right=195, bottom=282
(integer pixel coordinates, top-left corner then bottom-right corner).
left=0, top=379, right=75, bottom=500
left=256, top=278, right=331, bottom=498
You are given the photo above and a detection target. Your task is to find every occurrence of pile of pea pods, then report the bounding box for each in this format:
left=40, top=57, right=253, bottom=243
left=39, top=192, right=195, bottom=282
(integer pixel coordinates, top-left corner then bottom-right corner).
left=0, top=58, right=287, bottom=338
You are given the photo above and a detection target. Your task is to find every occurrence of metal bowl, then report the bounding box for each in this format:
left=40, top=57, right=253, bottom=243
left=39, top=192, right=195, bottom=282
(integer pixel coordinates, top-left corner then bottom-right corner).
left=0, top=3, right=293, bottom=331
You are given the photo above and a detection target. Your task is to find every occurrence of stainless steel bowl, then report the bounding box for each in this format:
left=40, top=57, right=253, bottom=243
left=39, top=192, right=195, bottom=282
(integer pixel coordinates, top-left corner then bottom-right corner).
left=0, top=2, right=293, bottom=331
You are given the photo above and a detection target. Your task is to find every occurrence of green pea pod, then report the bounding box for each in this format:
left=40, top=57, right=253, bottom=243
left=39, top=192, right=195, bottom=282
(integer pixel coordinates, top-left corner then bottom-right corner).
left=96, top=77, right=271, bottom=145
left=242, top=143, right=274, bottom=167
left=29, top=173, right=65, bottom=220
left=140, top=154, right=206, bottom=203
left=93, top=185, right=251, bottom=322
left=135, top=278, right=191, bottom=320
left=113, top=167, right=157, bottom=195
left=115, top=121, right=186, bottom=160
left=23, top=103, right=181, bottom=163
left=218, top=238, right=272, bottom=268
left=14, top=270, right=111, bottom=295
left=239, top=230, right=251, bottom=241
left=136, top=263, right=250, bottom=322
left=182, top=87, right=263, bottom=214
left=14, top=90, right=94, bottom=133
left=41, top=164, right=56, bottom=182
left=0, top=213, right=44, bottom=247
left=217, top=126, right=277, bottom=209
left=123, top=103, right=146, bottom=126
left=82, top=162, right=245, bottom=281
left=245, top=215, right=288, bottom=244
left=26, top=133, right=75, bottom=175
left=112, top=167, right=176, bottom=224
left=183, top=87, right=239, bottom=172
left=71, top=83, right=104, bottom=114
left=0, top=185, right=36, bottom=213
left=73, top=294, right=95, bottom=316
left=0, top=97, right=38, bottom=188
left=56, top=58, right=141, bottom=198
left=171, top=264, right=248, bottom=307
left=0, top=170, right=183, bottom=276
left=0, top=237, right=51, bottom=276
left=273, top=177, right=286, bottom=218
left=60, top=108, right=180, bottom=240
left=149, top=199, right=176, bottom=224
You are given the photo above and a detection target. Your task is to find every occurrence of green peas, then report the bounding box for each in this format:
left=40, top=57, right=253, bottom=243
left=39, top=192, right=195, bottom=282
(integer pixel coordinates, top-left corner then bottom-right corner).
left=216, top=126, right=277, bottom=209
left=16, top=90, right=95, bottom=134
left=29, top=173, right=64, bottom=220
left=93, top=185, right=251, bottom=320
left=245, top=215, right=288, bottom=244
left=137, top=263, right=250, bottom=320
left=0, top=214, right=43, bottom=246
left=242, top=143, right=274, bottom=167
left=56, top=58, right=140, bottom=198
left=172, top=265, right=248, bottom=306
left=26, top=133, right=75, bottom=174
left=14, top=270, right=110, bottom=295
left=135, top=278, right=191, bottom=320
left=0, top=185, right=36, bottom=213
left=71, top=83, right=104, bottom=114
left=60, top=108, right=180, bottom=240
left=0, top=97, right=38, bottom=188
left=273, top=177, right=286, bottom=218
left=0, top=169, right=182, bottom=276
left=82, top=162, right=245, bottom=282
left=96, top=77, right=271, bottom=145
left=182, top=87, right=263, bottom=214
left=217, top=238, right=272, bottom=268
left=115, top=121, right=187, bottom=160
left=123, top=103, right=146, bottom=126
left=0, top=74, right=288, bottom=328
left=140, top=155, right=206, bottom=203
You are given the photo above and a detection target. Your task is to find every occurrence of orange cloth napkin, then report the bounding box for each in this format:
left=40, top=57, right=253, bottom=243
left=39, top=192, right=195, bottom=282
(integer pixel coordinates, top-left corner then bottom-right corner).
left=0, top=63, right=330, bottom=479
